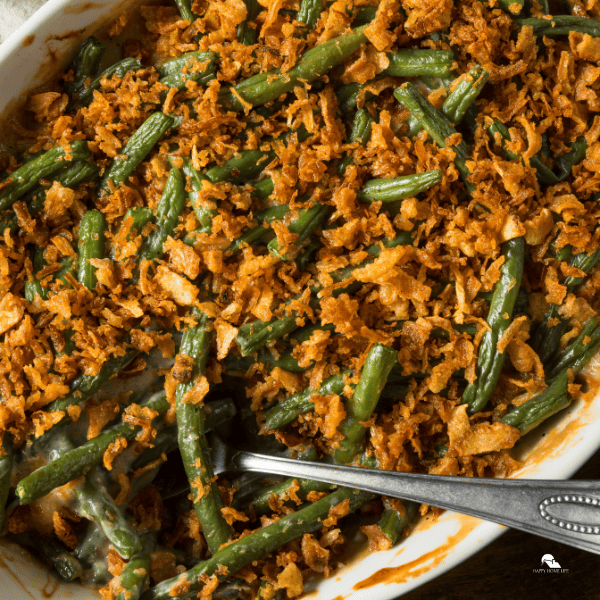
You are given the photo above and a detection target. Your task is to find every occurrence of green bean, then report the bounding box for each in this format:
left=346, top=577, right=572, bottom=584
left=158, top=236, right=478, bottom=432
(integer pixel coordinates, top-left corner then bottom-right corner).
left=140, top=487, right=374, bottom=600
left=394, top=83, right=472, bottom=189
left=159, top=51, right=217, bottom=91
left=115, top=534, right=156, bottom=600
left=226, top=321, right=337, bottom=374
left=383, top=50, right=453, bottom=78
left=268, top=202, right=330, bottom=260
left=461, top=237, right=525, bottom=414
left=111, top=207, right=155, bottom=260
left=297, top=0, right=324, bottom=30
left=353, top=6, right=378, bottom=25
left=205, top=149, right=276, bottom=185
left=533, top=248, right=600, bottom=365
left=0, top=141, right=92, bottom=212
left=334, top=343, right=398, bottom=464
left=23, top=158, right=99, bottom=213
left=545, top=317, right=600, bottom=382
left=265, top=370, right=351, bottom=430
left=16, top=390, right=170, bottom=505
left=205, top=126, right=311, bottom=185
left=250, top=177, right=275, bottom=201
left=226, top=205, right=289, bottom=256
left=65, top=36, right=106, bottom=97
left=24, top=246, right=47, bottom=302
left=139, top=166, right=185, bottom=262
left=501, top=371, right=570, bottom=434
left=442, top=65, right=489, bottom=125
left=19, top=533, right=83, bottom=582
left=72, top=58, right=143, bottom=108
left=99, top=112, right=174, bottom=195
left=220, top=25, right=367, bottom=110
left=516, top=15, right=600, bottom=38
left=296, top=237, right=320, bottom=270
left=487, top=119, right=582, bottom=186
left=233, top=475, right=332, bottom=516
left=335, top=80, right=377, bottom=114
left=78, top=209, right=106, bottom=289
left=237, top=0, right=262, bottom=45
left=178, top=157, right=218, bottom=233
left=377, top=499, right=418, bottom=546
left=0, top=435, right=13, bottom=529
left=257, top=581, right=283, bottom=600
left=75, top=475, right=143, bottom=559
left=46, top=343, right=139, bottom=420
left=492, top=0, right=524, bottom=14
left=338, top=108, right=373, bottom=175
left=75, top=523, right=111, bottom=584
left=176, top=308, right=232, bottom=554
left=174, top=0, right=195, bottom=22
left=357, top=170, right=443, bottom=203
left=235, top=231, right=416, bottom=356
left=555, top=136, right=587, bottom=180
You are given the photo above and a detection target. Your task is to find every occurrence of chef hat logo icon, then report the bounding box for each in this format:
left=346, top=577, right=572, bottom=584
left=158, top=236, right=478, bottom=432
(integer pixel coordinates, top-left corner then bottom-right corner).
left=541, top=554, right=561, bottom=569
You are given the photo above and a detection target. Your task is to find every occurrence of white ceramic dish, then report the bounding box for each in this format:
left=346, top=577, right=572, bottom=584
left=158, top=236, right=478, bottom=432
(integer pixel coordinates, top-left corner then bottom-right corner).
left=0, top=2, right=599, bottom=598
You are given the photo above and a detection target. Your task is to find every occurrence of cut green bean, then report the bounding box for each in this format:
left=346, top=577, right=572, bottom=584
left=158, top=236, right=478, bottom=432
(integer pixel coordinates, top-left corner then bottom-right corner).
left=492, top=0, right=524, bottom=14
left=297, top=0, right=323, bottom=30
left=159, top=51, right=217, bottom=91
left=16, top=390, right=169, bottom=505
left=268, top=202, right=330, bottom=260
left=357, top=170, right=442, bottom=203
left=232, top=475, right=332, bottom=516
left=205, top=149, right=276, bottom=185
left=462, top=237, right=525, bottom=414
left=225, top=205, right=289, bottom=256
left=235, top=231, right=416, bottom=355
left=382, top=50, right=453, bottom=78
left=257, top=581, right=283, bottom=600
left=78, top=209, right=106, bottom=289
left=65, top=36, right=106, bottom=97
left=72, top=58, right=143, bottom=108
left=99, top=112, right=174, bottom=195
left=334, top=343, right=398, bottom=464
left=177, top=157, right=222, bottom=234
left=501, top=371, right=570, bottom=434
left=265, top=370, right=351, bottom=430
left=339, top=108, right=373, bottom=175
left=46, top=343, right=139, bottom=420
left=114, top=534, right=156, bottom=600
left=533, top=247, right=600, bottom=365
left=176, top=309, right=232, bottom=554
left=111, top=207, right=155, bottom=260
left=140, top=487, right=373, bottom=600
left=516, top=15, right=600, bottom=38
left=394, top=83, right=472, bottom=188
left=0, top=141, right=91, bottom=212
left=237, top=0, right=262, bottom=45
left=545, top=317, right=600, bottom=382
left=174, top=0, right=195, bottom=22
left=220, top=25, right=367, bottom=110
left=377, top=499, right=418, bottom=546
left=20, top=533, right=83, bottom=582
left=139, top=166, right=185, bottom=262
left=75, top=476, right=142, bottom=559
left=442, top=65, right=489, bottom=124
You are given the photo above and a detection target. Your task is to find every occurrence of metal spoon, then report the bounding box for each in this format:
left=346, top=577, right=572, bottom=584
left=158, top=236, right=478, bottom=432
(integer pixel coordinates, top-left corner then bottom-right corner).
left=208, top=433, right=600, bottom=555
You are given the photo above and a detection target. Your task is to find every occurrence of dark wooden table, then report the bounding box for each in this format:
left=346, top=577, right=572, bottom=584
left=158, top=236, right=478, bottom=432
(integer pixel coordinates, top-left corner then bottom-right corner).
left=404, top=448, right=600, bottom=600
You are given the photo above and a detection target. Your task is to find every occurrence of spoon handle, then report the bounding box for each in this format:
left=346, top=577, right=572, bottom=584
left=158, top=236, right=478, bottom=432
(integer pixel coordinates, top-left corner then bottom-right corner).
left=232, top=450, right=600, bottom=554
